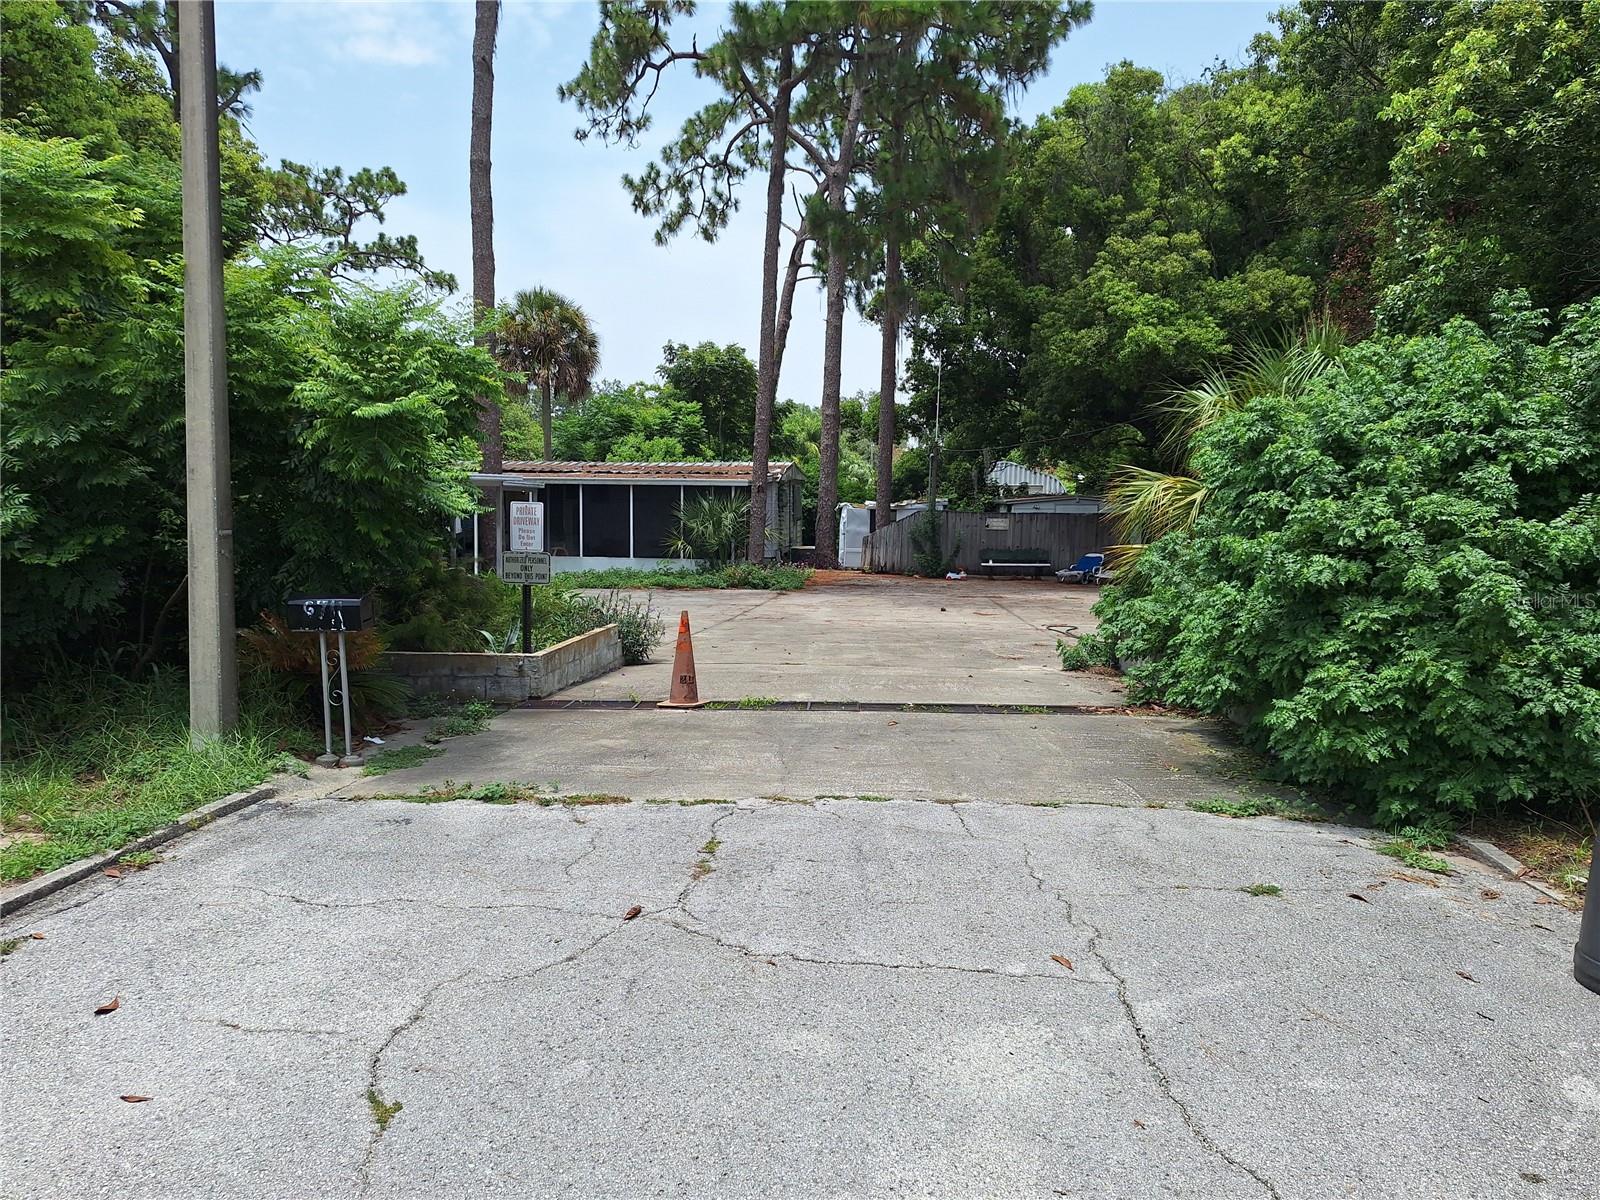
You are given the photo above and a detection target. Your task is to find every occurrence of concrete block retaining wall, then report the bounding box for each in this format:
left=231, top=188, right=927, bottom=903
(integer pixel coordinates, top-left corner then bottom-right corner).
left=384, top=623, right=623, bottom=703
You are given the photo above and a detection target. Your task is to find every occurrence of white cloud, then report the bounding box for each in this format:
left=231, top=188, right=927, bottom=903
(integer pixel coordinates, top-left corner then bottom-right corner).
left=251, top=0, right=460, bottom=68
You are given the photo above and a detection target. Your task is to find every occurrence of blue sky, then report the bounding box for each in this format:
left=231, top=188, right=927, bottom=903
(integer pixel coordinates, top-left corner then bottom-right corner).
left=217, top=0, right=1281, bottom=406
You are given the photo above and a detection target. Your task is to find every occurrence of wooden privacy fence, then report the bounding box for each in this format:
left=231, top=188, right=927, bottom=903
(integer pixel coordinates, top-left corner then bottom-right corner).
left=861, top=510, right=1114, bottom=575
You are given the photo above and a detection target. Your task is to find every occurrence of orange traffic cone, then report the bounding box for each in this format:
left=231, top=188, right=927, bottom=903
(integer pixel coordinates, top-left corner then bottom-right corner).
left=658, top=610, right=707, bottom=709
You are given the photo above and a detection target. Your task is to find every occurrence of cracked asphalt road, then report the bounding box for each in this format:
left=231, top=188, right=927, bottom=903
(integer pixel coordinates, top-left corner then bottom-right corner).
left=2, top=792, right=1595, bottom=1199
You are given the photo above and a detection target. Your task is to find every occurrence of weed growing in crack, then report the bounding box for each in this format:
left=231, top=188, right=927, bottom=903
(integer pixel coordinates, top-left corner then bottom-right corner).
left=1189, top=793, right=1323, bottom=821
left=1375, top=839, right=1452, bottom=874
left=117, top=850, right=159, bottom=869
left=422, top=700, right=496, bottom=743
left=1242, top=883, right=1283, bottom=896
left=366, top=1087, right=402, bottom=1133
left=0, top=937, right=25, bottom=957
left=676, top=797, right=730, bottom=807
left=557, top=794, right=629, bottom=807
left=688, top=836, right=722, bottom=881
left=362, top=745, right=444, bottom=776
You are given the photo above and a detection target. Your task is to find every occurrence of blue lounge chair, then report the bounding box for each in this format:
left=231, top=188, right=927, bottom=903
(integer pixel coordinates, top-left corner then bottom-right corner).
left=1055, top=553, right=1105, bottom=584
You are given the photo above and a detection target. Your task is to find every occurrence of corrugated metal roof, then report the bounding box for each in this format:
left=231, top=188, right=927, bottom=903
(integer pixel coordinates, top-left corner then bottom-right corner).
left=986, top=461, right=1068, bottom=494
left=498, top=460, right=798, bottom=483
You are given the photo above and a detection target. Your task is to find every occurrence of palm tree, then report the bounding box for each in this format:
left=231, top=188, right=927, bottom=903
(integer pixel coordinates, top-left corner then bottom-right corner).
left=496, top=289, right=600, bottom=458
left=1107, top=322, right=1344, bottom=565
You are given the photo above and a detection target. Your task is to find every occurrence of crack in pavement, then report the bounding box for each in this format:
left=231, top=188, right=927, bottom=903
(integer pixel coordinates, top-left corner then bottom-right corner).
left=1023, top=845, right=1282, bottom=1199
left=228, top=885, right=616, bottom=922
left=560, top=813, right=601, bottom=881
left=357, top=921, right=634, bottom=1193
left=950, top=803, right=981, bottom=842
left=215, top=1019, right=352, bottom=1039
left=653, top=914, right=1109, bottom=984
left=672, top=806, right=746, bottom=909
left=358, top=967, right=472, bottom=1192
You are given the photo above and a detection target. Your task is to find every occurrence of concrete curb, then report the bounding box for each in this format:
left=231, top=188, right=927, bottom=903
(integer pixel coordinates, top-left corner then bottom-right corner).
left=1453, top=835, right=1530, bottom=880
left=0, top=783, right=277, bottom=918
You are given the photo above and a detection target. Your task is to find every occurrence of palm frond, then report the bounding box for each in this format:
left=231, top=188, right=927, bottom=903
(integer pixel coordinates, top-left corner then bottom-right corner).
left=1106, top=467, right=1208, bottom=545
left=1155, top=368, right=1241, bottom=461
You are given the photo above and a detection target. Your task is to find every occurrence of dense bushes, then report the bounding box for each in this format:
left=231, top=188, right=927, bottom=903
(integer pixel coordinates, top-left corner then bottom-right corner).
left=380, top=559, right=665, bottom=664
left=1078, top=297, right=1600, bottom=824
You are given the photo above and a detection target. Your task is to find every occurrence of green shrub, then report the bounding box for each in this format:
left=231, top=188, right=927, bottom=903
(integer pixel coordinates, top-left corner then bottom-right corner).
left=380, top=557, right=520, bottom=652
left=577, top=590, right=666, bottom=664
left=1089, top=296, right=1600, bottom=825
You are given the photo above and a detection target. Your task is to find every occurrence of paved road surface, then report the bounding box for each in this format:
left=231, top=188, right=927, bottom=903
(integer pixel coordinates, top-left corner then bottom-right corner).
left=2, top=793, right=1593, bottom=1199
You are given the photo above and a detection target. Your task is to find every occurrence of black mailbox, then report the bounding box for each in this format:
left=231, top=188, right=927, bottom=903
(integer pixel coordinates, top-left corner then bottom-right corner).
left=283, top=594, right=375, bottom=633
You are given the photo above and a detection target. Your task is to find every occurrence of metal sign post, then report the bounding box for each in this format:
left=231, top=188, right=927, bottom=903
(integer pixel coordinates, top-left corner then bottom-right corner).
left=506, top=502, right=547, bottom=655
left=285, top=595, right=375, bottom=769
left=315, top=631, right=337, bottom=766
left=500, top=552, right=552, bottom=653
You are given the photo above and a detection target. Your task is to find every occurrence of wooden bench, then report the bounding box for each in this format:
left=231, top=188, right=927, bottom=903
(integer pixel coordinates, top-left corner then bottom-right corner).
left=978, top=549, right=1053, bottom=578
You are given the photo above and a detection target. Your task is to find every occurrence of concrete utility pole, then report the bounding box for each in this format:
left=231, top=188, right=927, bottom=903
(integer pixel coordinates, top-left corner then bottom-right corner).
left=178, top=0, right=238, bottom=743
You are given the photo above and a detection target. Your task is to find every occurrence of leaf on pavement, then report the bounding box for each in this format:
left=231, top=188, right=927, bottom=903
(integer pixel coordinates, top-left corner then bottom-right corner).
left=1346, top=893, right=1370, bottom=903
left=1050, top=955, right=1074, bottom=971
left=623, top=905, right=642, bottom=921
left=119, top=1095, right=152, bottom=1103
left=30, top=933, right=45, bottom=940
left=1456, top=970, right=1477, bottom=983
left=1132, top=1119, right=1146, bottom=1129
left=94, top=996, right=120, bottom=1015
left=102, top=868, right=121, bottom=878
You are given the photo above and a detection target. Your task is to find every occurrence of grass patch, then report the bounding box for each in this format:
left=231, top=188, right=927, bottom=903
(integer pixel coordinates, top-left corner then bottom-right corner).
left=677, top=797, right=731, bottom=806
left=117, top=850, right=159, bottom=869
left=366, top=1088, right=402, bottom=1132
left=424, top=700, right=495, bottom=741
left=556, top=793, right=630, bottom=807
left=556, top=564, right=811, bottom=591
left=1188, top=795, right=1273, bottom=818
left=707, top=696, right=779, bottom=711
left=0, top=937, right=26, bottom=957
left=1241, top=882, right=1282, bottom=897
left=1188, top=793, right=1322, bottom=821
left=362, top=744, right=444, bottom=776
left=0, top=669, right=306, bottom=883
left=1375, top=839, right=1452, bottom=875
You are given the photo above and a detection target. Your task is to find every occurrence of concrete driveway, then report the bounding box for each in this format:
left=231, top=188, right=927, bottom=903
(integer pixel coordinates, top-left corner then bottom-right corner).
left=566, top=574, right=1122, bottom=706
left=3, top=579, right=1595, bottom=1198
left=2, top=788, right=1594, bottom=1199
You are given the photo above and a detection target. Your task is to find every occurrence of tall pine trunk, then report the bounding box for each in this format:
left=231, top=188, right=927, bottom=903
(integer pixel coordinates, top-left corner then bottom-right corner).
left=813, top=77, right=867, bottom=569
left=541, top=379, right=554, bottom=458
left=747, top=45, right=795, bottom=563
left=470, top=1, right=500, bottom=558
left=874, top=224, right=900, bottom=532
